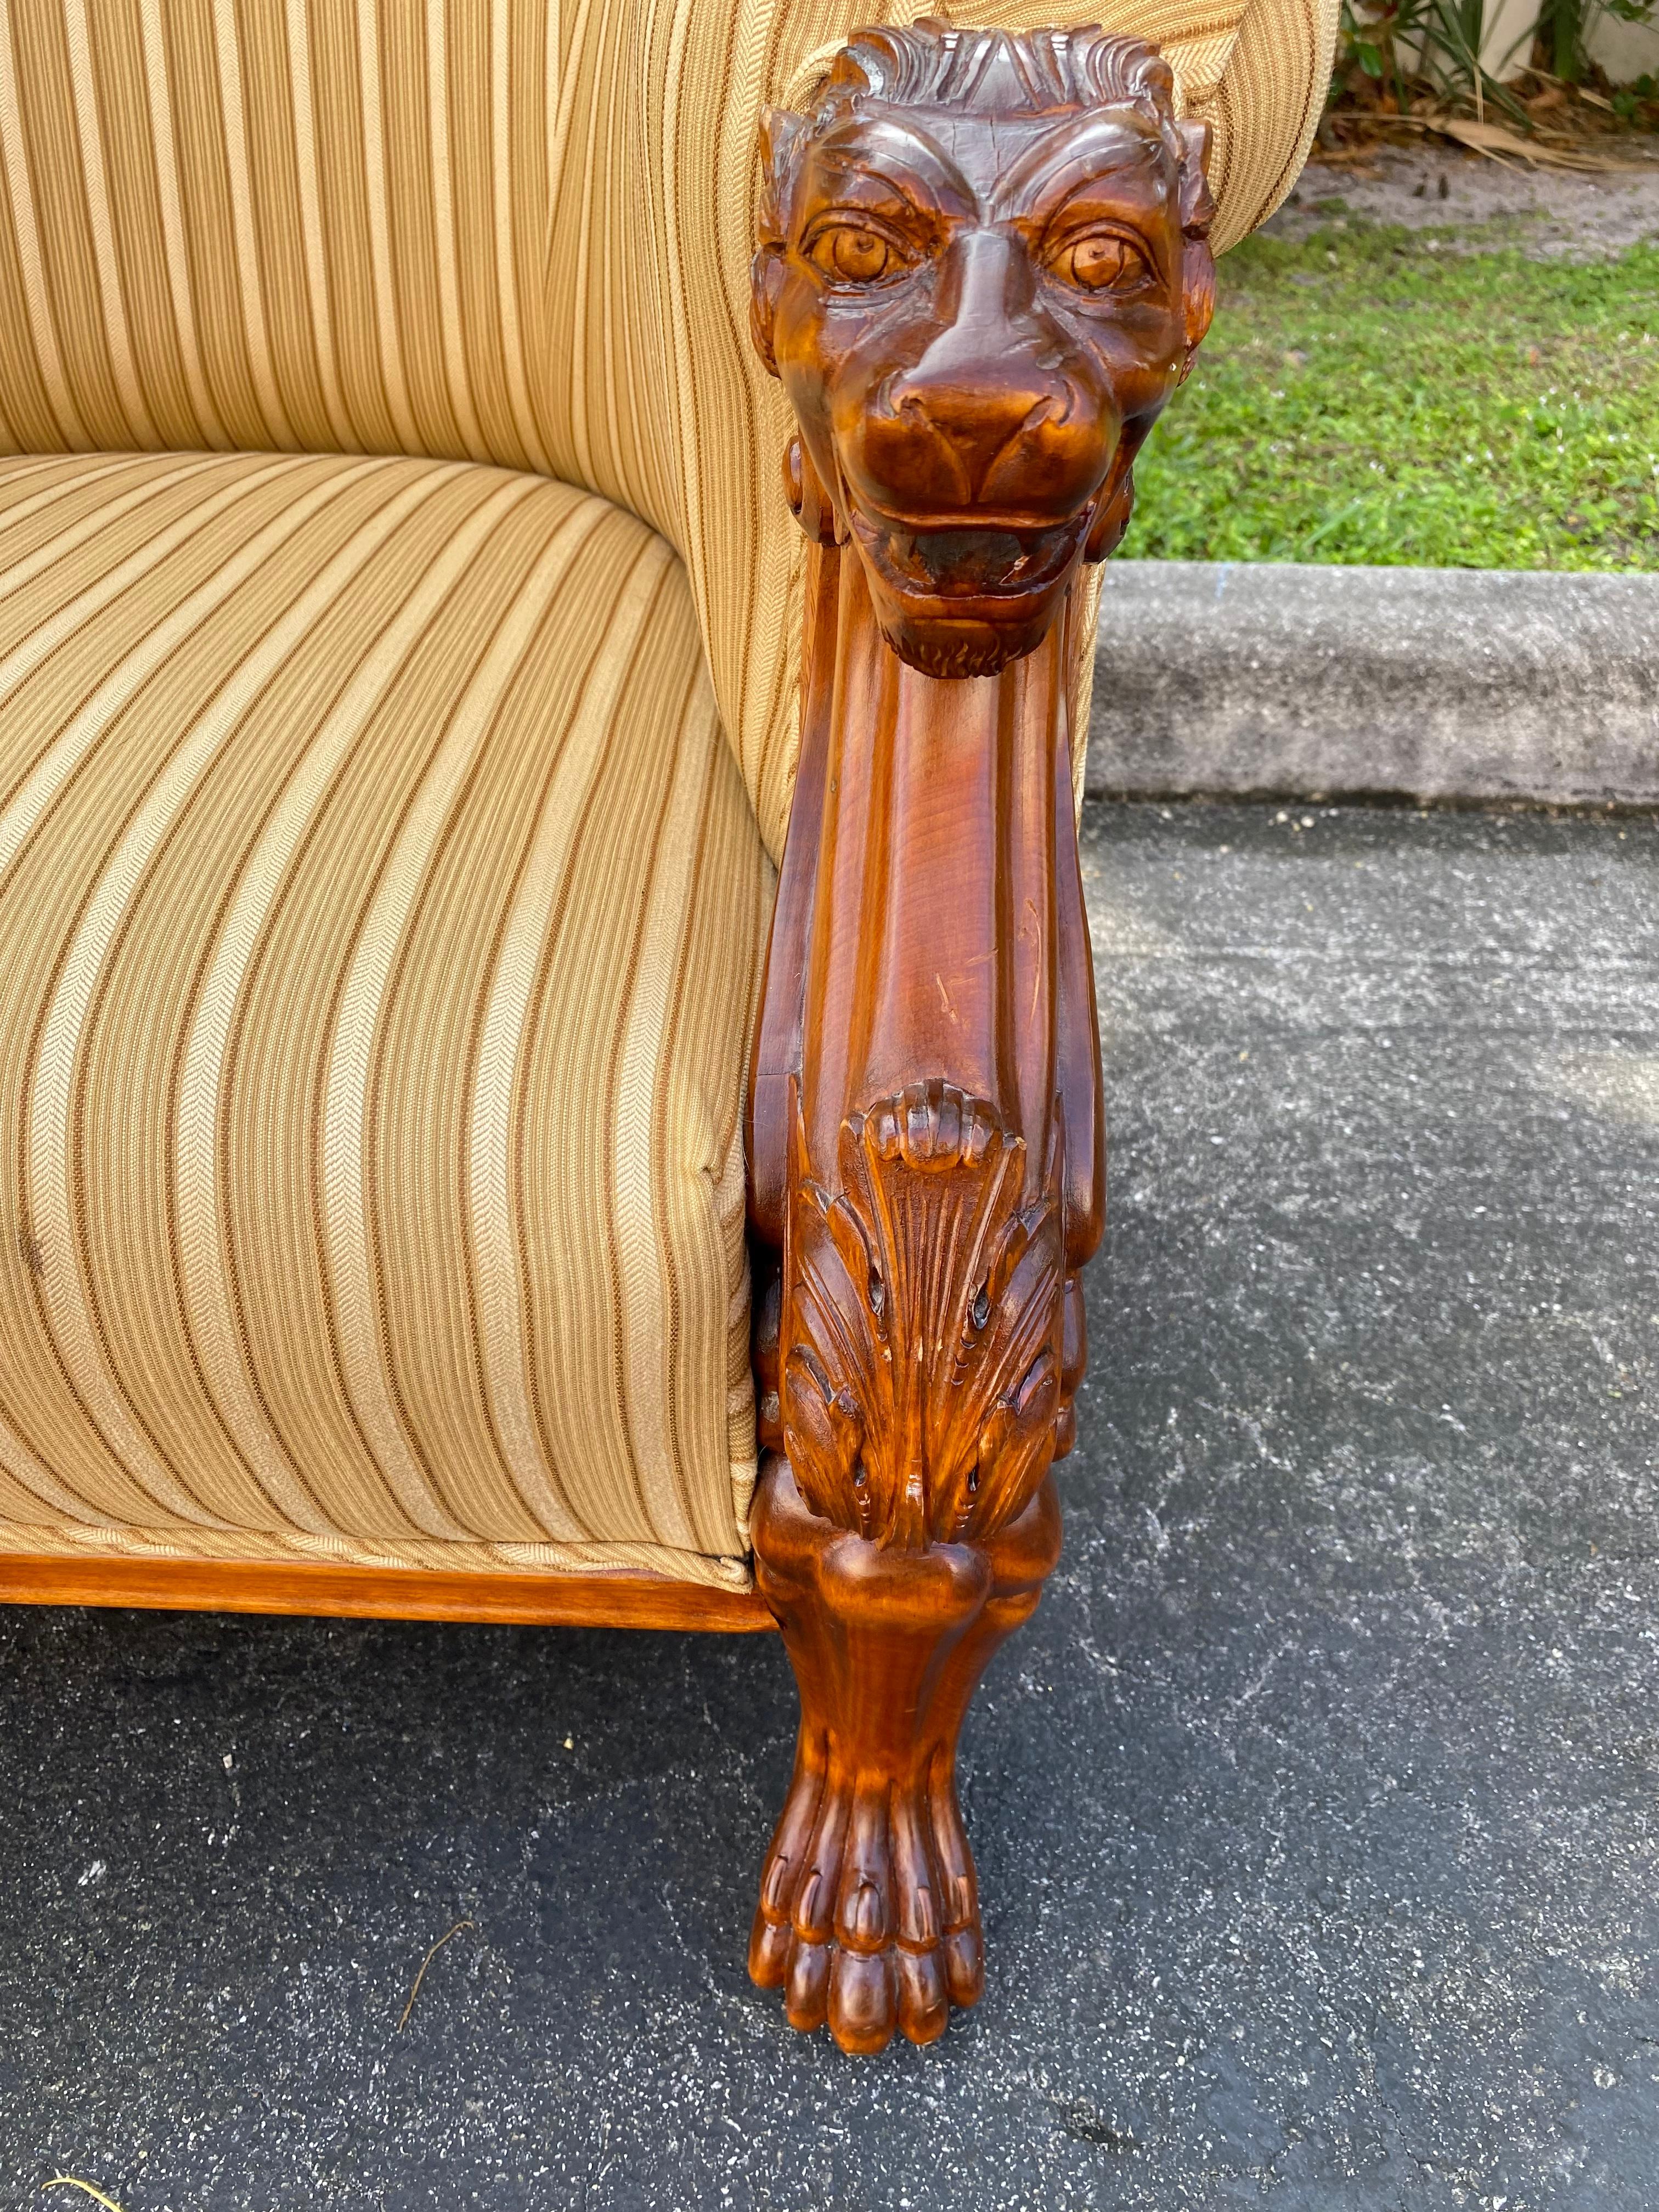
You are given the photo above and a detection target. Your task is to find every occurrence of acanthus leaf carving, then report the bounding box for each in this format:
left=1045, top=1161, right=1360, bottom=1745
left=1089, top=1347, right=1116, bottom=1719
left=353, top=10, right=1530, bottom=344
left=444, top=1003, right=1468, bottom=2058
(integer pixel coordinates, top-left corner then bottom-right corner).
left=781, top=1077, right=1065, bottom=1551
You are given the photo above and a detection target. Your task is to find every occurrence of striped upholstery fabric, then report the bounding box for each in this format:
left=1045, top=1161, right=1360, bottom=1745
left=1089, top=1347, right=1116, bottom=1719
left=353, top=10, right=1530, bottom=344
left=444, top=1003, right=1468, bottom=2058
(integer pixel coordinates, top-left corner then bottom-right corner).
left=0, top=1, right=1334, bottom=1586
left=0, top=453, right=769, bottom=1585
left=0, top=0, right=1338, bottom=856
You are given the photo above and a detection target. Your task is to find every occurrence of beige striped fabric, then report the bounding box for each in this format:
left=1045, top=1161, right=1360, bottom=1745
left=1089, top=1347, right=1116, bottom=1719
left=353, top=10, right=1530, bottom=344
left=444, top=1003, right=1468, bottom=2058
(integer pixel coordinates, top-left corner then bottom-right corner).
left=0, top=1, right=1334, bottom=1587
left=0, top=0, right=1338, bottom=856
left=0, top=452, right=770, bottom=1587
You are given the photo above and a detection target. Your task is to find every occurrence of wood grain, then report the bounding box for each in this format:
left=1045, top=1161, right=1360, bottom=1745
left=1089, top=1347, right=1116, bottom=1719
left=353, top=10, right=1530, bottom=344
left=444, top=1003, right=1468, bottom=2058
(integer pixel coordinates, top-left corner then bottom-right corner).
left=0, top=1553, right=775, bottom=1632
left=743, top=21, right=1217, bottom=2051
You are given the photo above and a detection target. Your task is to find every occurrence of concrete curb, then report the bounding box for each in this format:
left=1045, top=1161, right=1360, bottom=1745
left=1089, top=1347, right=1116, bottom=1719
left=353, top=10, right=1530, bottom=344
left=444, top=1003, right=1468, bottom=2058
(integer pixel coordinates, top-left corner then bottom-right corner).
left=1086, top=561, right=1659, bottom=808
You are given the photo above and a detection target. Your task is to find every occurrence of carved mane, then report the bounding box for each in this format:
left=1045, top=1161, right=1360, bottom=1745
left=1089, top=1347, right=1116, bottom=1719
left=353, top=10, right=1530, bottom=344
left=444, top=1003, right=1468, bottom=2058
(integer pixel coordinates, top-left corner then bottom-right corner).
left=813, top=21, right=1179, bottom=124
left=762, top=21, right=1216, bottom=250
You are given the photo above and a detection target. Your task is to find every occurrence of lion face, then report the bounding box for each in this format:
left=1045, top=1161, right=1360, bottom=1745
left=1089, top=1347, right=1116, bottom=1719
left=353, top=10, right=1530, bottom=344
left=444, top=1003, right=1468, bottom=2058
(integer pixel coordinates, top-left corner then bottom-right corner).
left=753, top=26, right=1215, bottom=679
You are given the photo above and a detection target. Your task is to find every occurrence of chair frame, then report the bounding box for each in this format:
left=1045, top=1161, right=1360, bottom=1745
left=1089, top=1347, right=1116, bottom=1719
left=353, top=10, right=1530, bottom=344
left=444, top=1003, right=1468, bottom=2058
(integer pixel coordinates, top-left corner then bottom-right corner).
left=3, top=19, right=1218, bottom=2055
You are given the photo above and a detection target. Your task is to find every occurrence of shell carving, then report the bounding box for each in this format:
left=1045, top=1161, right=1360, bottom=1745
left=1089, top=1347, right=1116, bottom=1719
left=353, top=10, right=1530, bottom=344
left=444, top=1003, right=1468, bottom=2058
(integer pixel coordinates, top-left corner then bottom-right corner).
left=781, top=1079, right=1065, bottom=1549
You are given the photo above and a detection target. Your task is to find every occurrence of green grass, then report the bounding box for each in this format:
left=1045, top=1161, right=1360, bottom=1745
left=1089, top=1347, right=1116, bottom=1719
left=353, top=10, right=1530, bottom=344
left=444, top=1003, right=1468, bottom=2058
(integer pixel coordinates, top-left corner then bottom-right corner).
left=1130, top=222, right=1659, bottom=568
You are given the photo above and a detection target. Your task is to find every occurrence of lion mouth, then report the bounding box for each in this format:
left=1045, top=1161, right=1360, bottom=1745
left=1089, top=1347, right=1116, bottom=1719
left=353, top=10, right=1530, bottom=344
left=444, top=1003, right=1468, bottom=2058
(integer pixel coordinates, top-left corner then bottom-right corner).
left=849, top=508, right=1087, bottom=607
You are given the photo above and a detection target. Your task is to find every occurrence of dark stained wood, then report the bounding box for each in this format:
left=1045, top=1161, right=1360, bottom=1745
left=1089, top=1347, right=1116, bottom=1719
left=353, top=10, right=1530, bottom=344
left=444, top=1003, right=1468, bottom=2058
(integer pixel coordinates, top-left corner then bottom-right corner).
left=0, top=1553, right=775, bottom=1632
left=747, top=1462, right=1062, bottom=2050
left=745, top=20, right=1217, bottom=2049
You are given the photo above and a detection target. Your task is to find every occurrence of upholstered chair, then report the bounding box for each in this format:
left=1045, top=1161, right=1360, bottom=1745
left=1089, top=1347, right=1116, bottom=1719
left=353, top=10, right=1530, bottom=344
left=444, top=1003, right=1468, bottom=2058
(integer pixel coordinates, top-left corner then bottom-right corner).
left=0, top=0, right=1334, bottom=2050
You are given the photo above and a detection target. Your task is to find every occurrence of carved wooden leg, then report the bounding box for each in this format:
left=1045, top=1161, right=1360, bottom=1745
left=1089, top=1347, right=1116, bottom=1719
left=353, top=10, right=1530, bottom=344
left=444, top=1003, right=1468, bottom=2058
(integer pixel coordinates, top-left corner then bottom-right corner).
left=742, top=21, right=1216, bottom=2049
left=748, top=1457, right=1062, bottom=2052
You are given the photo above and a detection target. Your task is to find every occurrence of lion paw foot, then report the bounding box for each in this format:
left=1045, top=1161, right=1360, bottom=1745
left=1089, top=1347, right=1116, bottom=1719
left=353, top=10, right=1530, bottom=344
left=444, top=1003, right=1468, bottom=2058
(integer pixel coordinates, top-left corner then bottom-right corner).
left=749, top=1752, right=981, bottom=2052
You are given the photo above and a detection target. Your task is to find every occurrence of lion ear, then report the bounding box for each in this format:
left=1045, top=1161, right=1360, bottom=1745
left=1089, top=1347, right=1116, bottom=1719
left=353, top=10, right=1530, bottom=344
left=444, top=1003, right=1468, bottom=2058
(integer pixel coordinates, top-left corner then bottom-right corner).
left=1176, top=118, right=1215, bottom=239
left=752, top=107, right=804, bottom=377
left=1174, top=120, right=1216, bottom=375
left=757, top=106, right=805, bottom=232
left=1181, top=236, right=1216, bottom=372
left=749, top=244, right=786, bottom=377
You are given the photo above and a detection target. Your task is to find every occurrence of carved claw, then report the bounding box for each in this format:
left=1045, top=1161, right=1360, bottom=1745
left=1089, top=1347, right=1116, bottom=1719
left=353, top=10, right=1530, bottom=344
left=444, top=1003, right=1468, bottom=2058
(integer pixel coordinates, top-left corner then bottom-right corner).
left=748, top=1457, right=1061, bottom=2051
left=749, top=1723, right=983, bottom=2050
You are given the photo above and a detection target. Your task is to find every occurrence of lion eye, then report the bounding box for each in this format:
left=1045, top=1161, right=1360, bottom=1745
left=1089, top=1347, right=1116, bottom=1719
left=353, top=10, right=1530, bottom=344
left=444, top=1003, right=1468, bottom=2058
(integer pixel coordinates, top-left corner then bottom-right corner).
left=1055, top=233, right=1152, bottom=293
left=809, top=225, right=897, bottom=284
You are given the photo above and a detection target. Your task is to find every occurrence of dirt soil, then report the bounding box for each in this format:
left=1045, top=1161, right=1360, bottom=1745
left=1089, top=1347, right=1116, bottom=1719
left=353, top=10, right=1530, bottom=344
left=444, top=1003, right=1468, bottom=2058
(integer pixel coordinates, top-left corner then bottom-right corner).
left=1268, top=136, right=1659, bottom=257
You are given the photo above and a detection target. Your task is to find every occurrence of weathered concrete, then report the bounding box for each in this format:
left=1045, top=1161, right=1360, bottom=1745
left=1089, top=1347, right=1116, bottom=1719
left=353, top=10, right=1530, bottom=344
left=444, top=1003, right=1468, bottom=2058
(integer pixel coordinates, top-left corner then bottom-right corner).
left=1088, top=561, right=1659, bottom=808
left=2, top=803, right=1657, bottom=2209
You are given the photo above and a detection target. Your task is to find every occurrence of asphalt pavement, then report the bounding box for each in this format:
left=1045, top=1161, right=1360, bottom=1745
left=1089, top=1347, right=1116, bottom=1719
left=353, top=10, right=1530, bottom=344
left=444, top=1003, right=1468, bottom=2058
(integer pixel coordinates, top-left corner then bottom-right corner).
left=3, top=800, right=1656, bottom=2211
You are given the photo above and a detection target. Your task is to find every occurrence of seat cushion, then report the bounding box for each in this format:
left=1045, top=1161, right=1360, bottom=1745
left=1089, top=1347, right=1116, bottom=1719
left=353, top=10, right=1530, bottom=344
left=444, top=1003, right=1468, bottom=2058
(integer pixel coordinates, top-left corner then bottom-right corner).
left=0, top=452, right=770, bottom=1588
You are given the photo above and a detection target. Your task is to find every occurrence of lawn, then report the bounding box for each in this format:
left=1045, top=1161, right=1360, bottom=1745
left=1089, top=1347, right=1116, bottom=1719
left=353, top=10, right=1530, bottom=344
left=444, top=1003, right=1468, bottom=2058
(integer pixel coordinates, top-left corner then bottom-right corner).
left=1131, top=222, right=1659, bottom=568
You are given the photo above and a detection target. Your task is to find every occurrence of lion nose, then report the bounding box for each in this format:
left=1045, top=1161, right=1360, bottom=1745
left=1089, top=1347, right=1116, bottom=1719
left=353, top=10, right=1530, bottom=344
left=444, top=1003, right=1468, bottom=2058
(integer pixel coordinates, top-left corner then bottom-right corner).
left=873, top=232, right=1093, bottom=511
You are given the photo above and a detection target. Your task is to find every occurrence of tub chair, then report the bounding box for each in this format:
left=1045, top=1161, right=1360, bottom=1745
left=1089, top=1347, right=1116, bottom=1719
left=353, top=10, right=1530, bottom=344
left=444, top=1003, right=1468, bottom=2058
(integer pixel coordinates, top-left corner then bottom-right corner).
left=0, top=0, right=1334, bottom=2049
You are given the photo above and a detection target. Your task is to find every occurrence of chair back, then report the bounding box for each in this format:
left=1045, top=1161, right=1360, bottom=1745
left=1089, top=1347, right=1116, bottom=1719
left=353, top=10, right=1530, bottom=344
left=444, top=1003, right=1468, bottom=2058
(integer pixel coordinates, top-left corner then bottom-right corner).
left=0, top=0, right=1333, bottom=844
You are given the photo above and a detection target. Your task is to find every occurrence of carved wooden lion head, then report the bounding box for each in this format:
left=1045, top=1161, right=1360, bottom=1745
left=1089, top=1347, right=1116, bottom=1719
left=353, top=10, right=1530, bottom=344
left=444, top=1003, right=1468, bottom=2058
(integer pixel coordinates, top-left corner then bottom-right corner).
left=752, top=20, right=1216, bottom=678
